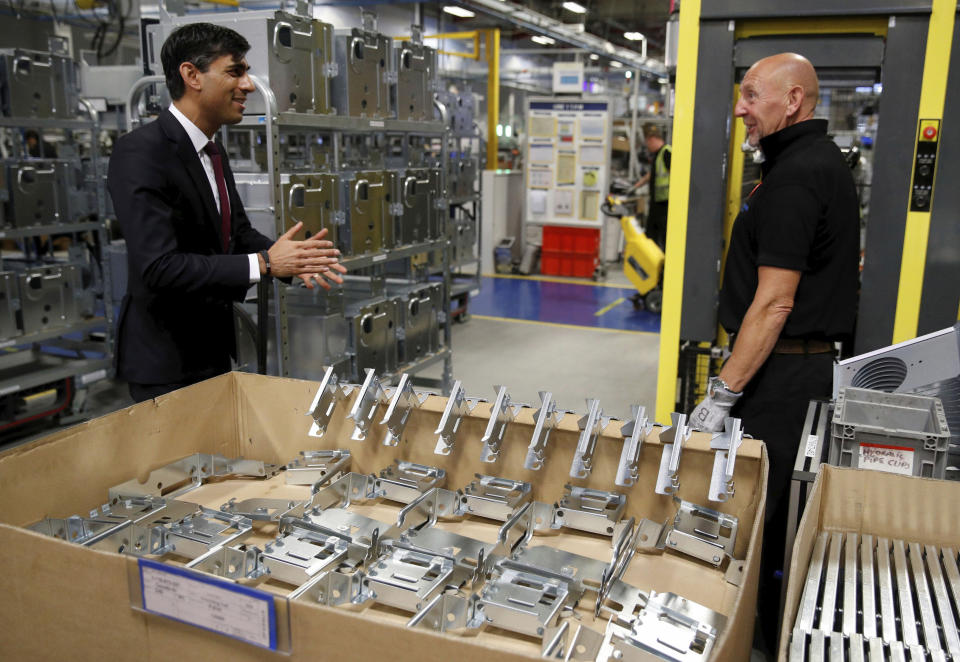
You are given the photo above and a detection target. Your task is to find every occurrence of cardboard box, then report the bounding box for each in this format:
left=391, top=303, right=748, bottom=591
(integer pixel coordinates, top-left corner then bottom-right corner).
left=779, top=464, right=960, bottom=659
left=0, top=372, right=767, bottom=660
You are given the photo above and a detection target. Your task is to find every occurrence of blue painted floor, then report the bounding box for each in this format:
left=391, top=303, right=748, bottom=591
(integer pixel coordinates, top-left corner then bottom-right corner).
left=468, top=275, right=661, bottom=333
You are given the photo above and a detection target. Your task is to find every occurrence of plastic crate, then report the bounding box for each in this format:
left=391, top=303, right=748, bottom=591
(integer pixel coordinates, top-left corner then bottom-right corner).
left=829, top=387, right=951, bottom=478
left=540, top=226, right=599, bottom=277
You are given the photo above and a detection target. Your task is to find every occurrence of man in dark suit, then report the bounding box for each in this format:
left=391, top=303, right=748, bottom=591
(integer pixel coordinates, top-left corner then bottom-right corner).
left=108, top=23, right=346, bottom=402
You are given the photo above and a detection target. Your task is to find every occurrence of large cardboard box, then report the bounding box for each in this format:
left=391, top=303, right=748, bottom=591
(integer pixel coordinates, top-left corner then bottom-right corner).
left=779, top=464, right=960, bottom=660
left=0, top=372, right=767, bottom=660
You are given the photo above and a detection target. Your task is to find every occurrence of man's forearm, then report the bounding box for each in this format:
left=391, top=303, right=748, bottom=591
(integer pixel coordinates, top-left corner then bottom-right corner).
left=718, top=301, right=790, bottom=392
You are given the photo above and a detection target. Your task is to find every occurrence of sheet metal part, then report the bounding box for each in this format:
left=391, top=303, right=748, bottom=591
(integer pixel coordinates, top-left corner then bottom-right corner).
left=875, top=537, right=897, bottom=644
left=861, top=534, right=877, bottom=639
left=261, top=531, right=351, bottom=586
left=363, top=544, right=457, bottom=613
left=829, top=630, right=845, bottom=662
left=306, top=366, right=351, bottom=438
left=891, top=539, right=919, bottom=647
left=513, top=543, right=608, bottom=596
left=848, top=633, right=865, bottom=662
left=406, top=591, right=480, bottom=634
left=926, top=544, right=960, bottom=658
left=524, top=392, right=564, bottom=471
left=288, top=566, right=367, bottom=607
left=819, top=532, right=842, bottom=632
left=908, top=542, right=940, bottom=653
left=889, top=642, right=907, bottom=662
left=476, top=559, right=579, bottom=638
left=553, top=484, right=626, bottom=536
left=789, top=629, right=806, bottom=662
left=663, top=499, right=738, bottom=567
left=434, top=380, right=477, bottom=455
left=379, top=373, right=427, bottom=446
left=376, top=460, right=446, bottom=504
left=309, top=471, right=383, bottom=511
left=480, top=385, right=521, bottom=463
left=164, top=507, right=255, bottom=560
left=655, top=412, right=691, bottom=495
left=185, top=543, right=267, bottom=581
left=798, top=532, right=829, bottom=632
left=616, top=405, right=651, bottom=487
left=541, top=621, right=605, bottom=660
left=842, top=533, right=859, bottom=636
left=809, top=630, right=826, bottom=661
left=285, top=449, right=352, bottom=487
left=460, top=474, right=532, bottom=522
left=570, top=398, right=609, bottom=479
left=866, top=637, right=885, bottom=662
left=347, top=368, right=387, bottom=441
left=219, top=497, right=305, bottom=522
left=707, top=417, right=744, bottom=503
left=607, top=591, right=725, bottom=662
left=107, top=453, right=278, bottom=500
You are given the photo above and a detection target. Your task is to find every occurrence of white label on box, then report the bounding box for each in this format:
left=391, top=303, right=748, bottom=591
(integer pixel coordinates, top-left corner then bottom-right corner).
left=372, top=254, right=387, bottom=263
left=80, top=369, right=107, bottom=385
left=805, top=434, right=819, bottom=458
left=139, top=559, right=275, bottom=649
left=369, top=120, right=385, bottom=128
left=858, top=443, right=914, bottom=476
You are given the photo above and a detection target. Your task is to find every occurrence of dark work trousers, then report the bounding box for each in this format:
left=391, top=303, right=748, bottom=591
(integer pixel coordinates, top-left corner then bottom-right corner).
left=730, top=350, right=834, bottom=651
left=645, top=201, right=668, bottom=251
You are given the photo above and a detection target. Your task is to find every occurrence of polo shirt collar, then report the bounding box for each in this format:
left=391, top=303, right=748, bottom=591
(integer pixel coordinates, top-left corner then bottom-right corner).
left=759, top=119, right=828, bottom=168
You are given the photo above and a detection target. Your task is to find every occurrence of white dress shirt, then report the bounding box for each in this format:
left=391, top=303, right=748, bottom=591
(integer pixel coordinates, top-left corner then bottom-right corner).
left=169, top=103, right=261, bottom=283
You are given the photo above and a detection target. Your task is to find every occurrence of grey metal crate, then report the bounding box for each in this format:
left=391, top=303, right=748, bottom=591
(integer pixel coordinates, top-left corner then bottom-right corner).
left=829, top=387, right=951, bottom=478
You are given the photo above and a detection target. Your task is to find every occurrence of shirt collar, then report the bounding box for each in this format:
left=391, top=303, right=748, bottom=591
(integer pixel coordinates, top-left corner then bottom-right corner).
left=169, top=103, right=213, bottom=154
left=758, top=119, right=828, bottom=169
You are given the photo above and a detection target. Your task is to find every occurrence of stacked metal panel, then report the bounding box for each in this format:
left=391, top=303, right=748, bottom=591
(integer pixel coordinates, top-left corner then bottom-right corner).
left=789, top=532, right=960, bottom=661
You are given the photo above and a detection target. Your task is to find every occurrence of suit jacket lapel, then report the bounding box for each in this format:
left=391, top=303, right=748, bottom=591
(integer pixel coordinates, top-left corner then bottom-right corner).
left=159, top=110, right=223, bottom=249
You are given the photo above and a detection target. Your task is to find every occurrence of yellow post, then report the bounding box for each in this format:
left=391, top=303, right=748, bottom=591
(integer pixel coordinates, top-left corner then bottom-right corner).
left=892, top=0, right=957, bottom=343
left=485, top=28, right=500, bottom=171
left=654, top=0, right=700, bottom=423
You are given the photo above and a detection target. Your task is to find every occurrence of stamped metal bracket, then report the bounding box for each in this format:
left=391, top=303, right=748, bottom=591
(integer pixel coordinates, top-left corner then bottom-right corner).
left=220, top=497, right=306, bottom=522
left=307, top=366, right=352, bottom=437
left=663, top=499, right=738, bottom=567
left=377, top=460, right=447, bottom=504
left=476, top=559, right=580, bottom=638
left=380, top=373, right=428, bottom=446
left=655, top=413, right=691, bottom=495
left=524, top=391, right=564, bottom=471
left=554, top=485, right=627, bottom=537
left=570, top=399, right=610, bottom=479
left=708, top=417, right=744, bottom=503
left=434, top=380, right=478, bottom=455
left=310, top=471, right=384, bottom=510
left=347, top=369, right=388, bottom=441
left=285, top=449, right=352, bottom=487
left=480, top=385, right=522, bottom=463
left=616, top=405, right=652, bottom=487
left=460, top=473, right=532, bottom=522
left=186, top=543, right=267, bottom=581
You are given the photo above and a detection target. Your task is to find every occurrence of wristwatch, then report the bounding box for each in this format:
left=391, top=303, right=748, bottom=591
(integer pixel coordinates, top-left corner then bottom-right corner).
left=259, top=249, right=272, bottom=278
left=709, top=376, right=742, bottom=397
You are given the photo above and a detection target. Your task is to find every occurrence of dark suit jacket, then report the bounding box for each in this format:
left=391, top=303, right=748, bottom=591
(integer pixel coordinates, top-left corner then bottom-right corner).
left=107, top=108, right=272, bottom=385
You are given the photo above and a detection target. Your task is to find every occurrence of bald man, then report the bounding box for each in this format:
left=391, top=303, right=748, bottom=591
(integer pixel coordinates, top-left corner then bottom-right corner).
left=690, top=53, right=859, bottom=649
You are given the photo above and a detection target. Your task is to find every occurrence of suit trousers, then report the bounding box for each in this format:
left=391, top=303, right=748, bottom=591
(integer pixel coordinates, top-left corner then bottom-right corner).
left=730, top=350, right=834, bottom=650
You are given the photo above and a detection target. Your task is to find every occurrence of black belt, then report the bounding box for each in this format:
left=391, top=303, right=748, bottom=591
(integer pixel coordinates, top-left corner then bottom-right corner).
left=772, top=338, right=834, bottom=355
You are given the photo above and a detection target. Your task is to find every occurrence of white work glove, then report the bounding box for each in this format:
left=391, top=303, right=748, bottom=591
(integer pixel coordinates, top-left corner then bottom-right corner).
left=690, top=377, right=743, bottom=432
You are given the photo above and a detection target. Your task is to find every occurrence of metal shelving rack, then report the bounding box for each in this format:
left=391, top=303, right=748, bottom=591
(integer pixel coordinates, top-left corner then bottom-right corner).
left=0, top=48, right=115, bottom=432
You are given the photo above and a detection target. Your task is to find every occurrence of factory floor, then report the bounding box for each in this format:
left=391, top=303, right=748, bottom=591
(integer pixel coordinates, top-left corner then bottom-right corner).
left=1, top=267, right=774, bottom=662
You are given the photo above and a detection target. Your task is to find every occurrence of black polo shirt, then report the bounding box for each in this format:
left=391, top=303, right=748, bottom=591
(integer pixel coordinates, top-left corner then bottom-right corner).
left=719, top=119, right=859, bottom=341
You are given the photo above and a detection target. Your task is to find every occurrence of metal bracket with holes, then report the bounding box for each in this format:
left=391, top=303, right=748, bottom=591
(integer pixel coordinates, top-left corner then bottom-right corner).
left=476, top=559, right=581, bottom=638
left=662, top=499, right=738, bottom=567
left=363, top=543, right=457, bottom=613
left=288, top=566, right=368, bottom=606
left=554, top=485, right=627, bottom=536
left=186, top=543, right=267, bottom=581
left=377, top=460, right=446, bottom=504
left=479, top=385, right=521, bottom=463
left=107, top=453, right=279, bottom=501
left=84, top=499, right=200, bottom=554
left=164, top=507, right=255, bottom=560
left=380, top=373, right=428, bottom=446
left=434, top=380, right=478, bottom=455
left=407, top=591, right=482, bottom=633
left=261, top=531, right=352, bottom=586
left=307, top=366, right=352, bottom=437
left=460, top=473, right=532, bottom=521
left=541, top=620, right=605, bottom=660
left=570, top=399, right=610, bottom=479
left=347, top=369, right=388, bottom=441
left=220, top=497, right=305, bottom=522
left=309, top=472, right=384, bottom=511
left=285, top=449, right=352, bottom=488
left=616, top=405, right=652, bottom=487
left=524, top=391, right=564, bottom=471
left=655, top=413, right=691, bottom=495
left=708, top=417, right=744, bottom=503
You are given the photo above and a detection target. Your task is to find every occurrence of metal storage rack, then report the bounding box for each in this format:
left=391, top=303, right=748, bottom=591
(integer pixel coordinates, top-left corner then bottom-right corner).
left=0, top=40, right=114, bottom=434
left=129, top=9, right=483, bottom=393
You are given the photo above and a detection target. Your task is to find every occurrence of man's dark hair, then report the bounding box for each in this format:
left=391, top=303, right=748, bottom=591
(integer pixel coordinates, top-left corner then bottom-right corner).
left=160, top=23, right=250, bottom=100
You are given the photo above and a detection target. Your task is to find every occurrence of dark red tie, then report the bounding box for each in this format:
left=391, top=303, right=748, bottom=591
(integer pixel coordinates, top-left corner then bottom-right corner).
left=203, top=141, right=231, bottom=252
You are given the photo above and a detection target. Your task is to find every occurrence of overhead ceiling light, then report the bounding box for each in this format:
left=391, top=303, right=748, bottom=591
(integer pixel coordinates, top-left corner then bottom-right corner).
left=625, top=71, right=632, bottom=79
left=624, top=32, right=645, bottom=41
left=562, top=1, right=587, bottom=13
left=609, top=60, right=623, bottom=68
left=589, top=53, right=599, bottom=61
left=443, top=5, right=475, bottom=18
left=531, top=35, right=556, bottom=45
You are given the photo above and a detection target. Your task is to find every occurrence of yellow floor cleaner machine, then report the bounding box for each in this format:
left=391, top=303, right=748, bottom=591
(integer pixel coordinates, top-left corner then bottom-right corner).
left=602, top=182, right=664, bottom=313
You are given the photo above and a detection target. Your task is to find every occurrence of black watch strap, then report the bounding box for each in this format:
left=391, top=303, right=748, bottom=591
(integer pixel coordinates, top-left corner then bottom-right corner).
left=259, top=249, right=271, bottom=277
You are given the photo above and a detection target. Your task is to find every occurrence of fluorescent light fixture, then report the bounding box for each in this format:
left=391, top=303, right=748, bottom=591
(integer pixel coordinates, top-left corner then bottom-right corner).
left=496, top=124, right=503, bottom=137
left=443, top=5, right=475, bottom=18
left=531, top=35, right=556, bottom=45
left=589, top=53, right=599, bottom=61
left=609, top=60, right=623, bottom=68
left=658, top=77, right=668, bottom=84
left=562, top=1, right=587, bottom=13
left=625, top=70, right=632, bottom=79
left=624, top=31, right=644, bottom=41
left=505, top=125, right=512, bottom=137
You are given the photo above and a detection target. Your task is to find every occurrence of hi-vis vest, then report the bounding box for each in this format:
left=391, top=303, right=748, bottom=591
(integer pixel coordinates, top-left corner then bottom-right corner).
left=653, top=144, right=671, bottom=203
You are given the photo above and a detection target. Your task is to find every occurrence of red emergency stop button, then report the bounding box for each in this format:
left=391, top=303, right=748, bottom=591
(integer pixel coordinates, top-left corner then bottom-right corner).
left=923, top=125, right=938, bottom=140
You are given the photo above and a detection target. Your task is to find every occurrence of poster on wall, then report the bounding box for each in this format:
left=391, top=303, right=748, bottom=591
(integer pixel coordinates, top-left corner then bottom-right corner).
left=523, top=98, right=611, bottom=229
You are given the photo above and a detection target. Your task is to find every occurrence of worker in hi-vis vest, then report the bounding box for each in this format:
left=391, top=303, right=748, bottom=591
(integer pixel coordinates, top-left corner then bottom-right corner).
left=635, top=122, right=671, bottom=250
